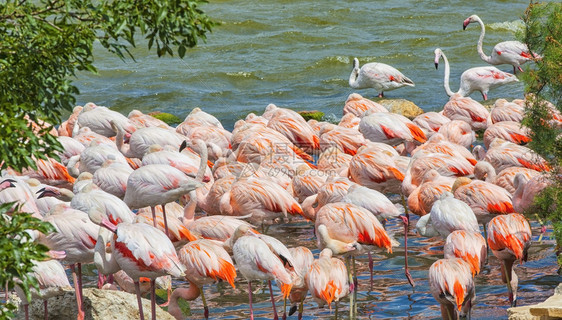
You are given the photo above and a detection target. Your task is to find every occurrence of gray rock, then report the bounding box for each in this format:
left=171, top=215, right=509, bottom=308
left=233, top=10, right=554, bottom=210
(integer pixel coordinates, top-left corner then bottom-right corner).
left=14, top=288, right=175, bottom=320
left=377, top=99, right=424, bottom=119
left=508, top=283, right=562, bottom=320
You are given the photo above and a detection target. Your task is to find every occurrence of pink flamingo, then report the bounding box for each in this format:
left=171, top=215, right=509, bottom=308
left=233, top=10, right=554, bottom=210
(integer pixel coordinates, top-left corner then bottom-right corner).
left=407, top=169, right=455, bottom=216
left=176, top=107, right=224, bottom=130
left=58, top=106, right=83, bottom=137
left=319, top=125, right=366, bottom=156
left=169, top=239, right=237, bottom=319
left=349, top=57, right=415, bottom=97
left=436, top=120, right=476, bottom=149
left=231, top=225, right=295, bottom=320
left=435, top=48, right=518, bottom=100
left=92, top=158, right=133, bottom=198
left=513, top=173, right=551, bottom=214
left=14, top=259, right=72, bottom=320
left=338, top=113, right=361, bottom=129
left=359, top=112, right=427, bottom=146
left=343, top=93, right=387, bottom=116
left=316, top=147, right=352, bottom=174
left=429, top=258, right=475, bottom=319
left=452, top=177, right=515, bottom=219
left=483, top=121, right=530, bottom=149
left=88, top=209, right=186, bottom=320
left=487, top=213, right=532, bottom=306
left=473, top=160, right=540, bottom=194
left=38, top=204, right=99, bottom=320
left=290, top=167, right=329, bottom=203
left=348, top=145, right=406, bottom=194
left=305, top=248, right=350, bottom=319
left=112, top=122, right=185, bottom=159
left=76, top=104, right=136, bottom=138
left=284, top=247, right=314, bottom=320
left=463, top=14, right=539, bottom=73
left=127, top=110, right=170, bottom=129
left=413, top=112, right=451, bottom=138
left=265, top=104, right=320, bottom=151
left=482, top=138, right=550, bottom=172
left=490, top=99, right=524, bottom=124
left=411, top=137, right=478, bottom=166
left=444, top=230, right=487, bottom=276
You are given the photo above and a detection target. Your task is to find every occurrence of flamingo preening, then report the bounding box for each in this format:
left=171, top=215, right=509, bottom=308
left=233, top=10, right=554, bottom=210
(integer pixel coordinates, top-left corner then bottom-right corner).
left=349, top=58, right=415, bottom=97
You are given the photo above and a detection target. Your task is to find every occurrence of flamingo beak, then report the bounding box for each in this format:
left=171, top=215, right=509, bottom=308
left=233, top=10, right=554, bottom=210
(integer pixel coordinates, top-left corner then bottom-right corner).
left=463, top=18, right=470, bottom=30
left=435, top=62, right=439, bottom=70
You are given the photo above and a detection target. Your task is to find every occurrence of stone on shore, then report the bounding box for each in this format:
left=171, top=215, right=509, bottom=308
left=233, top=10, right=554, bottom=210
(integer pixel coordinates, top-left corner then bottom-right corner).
left=13, top=288, right=175, bottom=320
left=377, top=99, right=424, bottom=119
left=508, top=283, right=562, bottom=320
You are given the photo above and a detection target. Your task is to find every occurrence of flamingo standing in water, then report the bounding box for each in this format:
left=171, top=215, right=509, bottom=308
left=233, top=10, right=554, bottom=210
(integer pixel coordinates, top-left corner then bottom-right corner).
left=487, top=213, right=532, bottom=306
left=434, top=48, right=518, bottom=100
left=88, top=209, right=185, bottom=320
left=463, top=14, right=538, bottom=73
left=283, top=246, right=314, bottom=320
left=349, top=58, right=415, bottom=97
left=169, top=239, right=236, bottom=320
left=231, top=226, right=295, bottom=320
left=444, top=230, right=487, bottom=276
left=429, top=258, right=475, bottom=319
left=305, top=248, right=350, bottom=320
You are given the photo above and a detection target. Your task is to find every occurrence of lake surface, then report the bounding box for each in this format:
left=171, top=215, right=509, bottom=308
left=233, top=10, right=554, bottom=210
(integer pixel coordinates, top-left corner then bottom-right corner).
left=73, top=0, right=561, bottom=319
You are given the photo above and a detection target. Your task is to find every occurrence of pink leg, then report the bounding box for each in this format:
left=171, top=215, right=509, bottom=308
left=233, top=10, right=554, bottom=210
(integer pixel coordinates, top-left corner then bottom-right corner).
left=150, top=206, right=157, bottom=228
left=24, top=304, right=29, bottom=320
left=134, top=281, right=145, bottom=320
left=248, top=281, right=254, bottom=320
left=268, top=280, right=279, bottom=320
left=400, top=215, right=415, bottom=288
left=150, top=279, right=156, bottom=320
left=77, top=263, right=83, bottom=306
left=97, top=273, right=106, bottom=289
left=161, top=204, right=170, bottom=238
left=44, top=300, right=48, bottom=320
left=70, top=264, right=85, bottom=320
left=107, top=274, right=114, bottom=285
left=368, top=251, right=374, bottom=290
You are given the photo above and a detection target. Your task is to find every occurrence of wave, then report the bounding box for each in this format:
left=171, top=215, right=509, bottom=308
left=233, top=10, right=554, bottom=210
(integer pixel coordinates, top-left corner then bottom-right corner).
left=488, top=20, right=525, bottom=33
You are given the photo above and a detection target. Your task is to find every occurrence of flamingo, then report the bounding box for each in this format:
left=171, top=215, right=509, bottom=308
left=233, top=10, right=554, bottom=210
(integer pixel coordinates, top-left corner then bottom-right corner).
left=265, top=104, right=320, bottom=151
left=290, top=166, right=330, bottom=203
left=37, top=204, right=99, bottom=320
left=88, top=209, right=186, bottom=320
left=127, top=110, right=170, bottom=129
left=481, top=138, right=550, bottom=172
left=437, top=120, right=476, bottom=149
left=412, top=112, right=451, bottom=138
left=473, top=160, right=540, bottom=194
left=176, top=107, right=224, bottom=130
left=512, top=173, right=551, bottom=214
left=407, top=169, right=455, bottom=216
left=452, top=177, right=515, bottom=220
left=284, top=247, right=314, bottom=320
left=14, top=259, right=72, bottom=320
left=463, top=14, right=539, bottom=73
left=490, top=99, right=525, bottom=124
left=343, top=93, right=388, bottom=117
left=348, top=145, right=406, bottom=194
left=316, top=147, right=353, bottom=174
left=416, top=192, right=480, bottom=238
left=349, top=57, right=415, bottom=97
left=66, top=141, right=130, bottom=177
left=435, top=48, right=518, bottom=101
left=55, top=136, right=86, bottom=166
left=487, top=213, right=532, bottom=306
left=359, top=112, right=427, bottom=146
left=92, top=158, right=133, bottom=198
left=76, top=103, right=136, bottom=138
left=231, top=226, right=295, bottom=320
left=444, top=230, right=487, bottom=276
left=483, top=121, right=531, bottom=149
left=338, top=113, right=361, bottom=129
left=305, top=248, right=350, bottom=319
left=196, top=176, right=235, bottom=215
left=112, top=122, right=185, bottom=160
left=58, top=106, right=83, bottom=137
left=429, top=258, right=475, bottom=319
left=169, top=239, right=236, bottom=319
left=319, top=125, right=366, bottom=156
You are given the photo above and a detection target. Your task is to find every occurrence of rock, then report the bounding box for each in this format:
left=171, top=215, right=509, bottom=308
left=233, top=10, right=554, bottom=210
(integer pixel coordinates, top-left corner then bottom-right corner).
left=298, top=110, right=325, bottom=121
left=376, top=99, right=424, bottom=119
left=508, top=283, right=562, bottom=320
left=148, top=111, right=182, bottom=126
left=14, top=288, right=176, bottom=320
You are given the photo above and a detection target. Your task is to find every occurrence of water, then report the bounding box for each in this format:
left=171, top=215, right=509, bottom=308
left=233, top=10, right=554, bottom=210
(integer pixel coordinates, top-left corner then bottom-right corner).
left=72, top=0, right=561, bottom=319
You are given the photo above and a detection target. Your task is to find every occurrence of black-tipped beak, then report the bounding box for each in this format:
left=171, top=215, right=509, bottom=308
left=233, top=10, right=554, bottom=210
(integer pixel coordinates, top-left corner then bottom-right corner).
left=435, top=62, right=439, bottom=70
left=3, top=178, right=17, bottom=188
left=462, top=23, right=468, bottom=31
left=179, top=140, right=188, bottom=153
left=289, top=305, right=298, bottom=316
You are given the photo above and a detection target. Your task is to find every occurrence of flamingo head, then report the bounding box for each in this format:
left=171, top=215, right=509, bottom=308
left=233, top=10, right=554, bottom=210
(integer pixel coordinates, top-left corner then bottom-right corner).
left=352, top=57, right=359, bottom=70
left=434, top=48, right=442, bottom=69
left=463, top=15, right=478, bottom=30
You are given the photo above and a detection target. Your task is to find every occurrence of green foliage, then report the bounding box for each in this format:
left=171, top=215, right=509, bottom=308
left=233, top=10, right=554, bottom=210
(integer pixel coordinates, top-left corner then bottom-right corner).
left=149, top=111, right=183, bottom=125
left=0, top=0, right=216, bottom=172
left=0, top=0, right=216, bottom=316
left=298, top=110, right=325, bottom=121
left=521, top=1, right=562, bottom=267
left=0, top=203, right=55, bottom=318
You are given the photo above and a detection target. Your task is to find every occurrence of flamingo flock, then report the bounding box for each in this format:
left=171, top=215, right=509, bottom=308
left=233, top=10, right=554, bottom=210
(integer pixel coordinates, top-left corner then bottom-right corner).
left=1, top=12, right=556, bottom=320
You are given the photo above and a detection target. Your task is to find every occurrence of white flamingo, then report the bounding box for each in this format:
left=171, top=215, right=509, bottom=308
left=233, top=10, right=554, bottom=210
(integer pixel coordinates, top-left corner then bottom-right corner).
left=463, top=14, right=539, bottom=73
left=434, top=48, right=518, bottom=100
left=349, top=57, right=414, bottom=97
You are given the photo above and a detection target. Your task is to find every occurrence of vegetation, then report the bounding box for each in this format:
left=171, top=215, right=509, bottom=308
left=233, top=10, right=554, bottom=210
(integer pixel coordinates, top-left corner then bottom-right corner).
left=521, top=1, right=562, bottom=268
left=0, top=0, right=215, bottom=317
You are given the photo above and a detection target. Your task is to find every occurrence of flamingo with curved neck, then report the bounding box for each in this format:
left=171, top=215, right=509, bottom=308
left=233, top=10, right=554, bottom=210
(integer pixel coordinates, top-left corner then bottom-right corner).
left=463, top=14, right=538, bottom=73
left=434, top=48, right=518, bottom=100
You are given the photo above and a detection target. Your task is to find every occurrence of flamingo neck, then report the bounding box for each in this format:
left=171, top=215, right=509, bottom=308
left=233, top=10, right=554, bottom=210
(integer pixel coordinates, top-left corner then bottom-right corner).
left=349, top=67, right=360, bottom=88
left=475, top=17, right=492, bottom=63
left=114, top=124, right=132, bottom=158
left=440, top=51, right=456, bottom=97
left=183, top=190, right=197, bottom=223
left=168, top=283, right=201, bottom=320
left=194, top=140, right=209, bottom=182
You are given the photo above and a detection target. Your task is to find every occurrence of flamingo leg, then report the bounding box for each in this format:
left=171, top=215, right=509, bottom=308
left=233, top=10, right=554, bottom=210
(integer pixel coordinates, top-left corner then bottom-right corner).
left=200, top=287, right=209, bottom=319
left=248, top=281, right=255, bottom=320
left=268, top=280, right=279, bottom=320
left=282, top=295, right=287, bottom=320
left=368, top=252, right=374, bottom=290
left=150, top=279, right=156, bottom=320
left=401, top=194, right=416, bottom=288
left=97, top=273, right=106, bottom=289
left=335, top=301, right=339, bottom=320
left=44, top=300, right=48, bottom=320
left=134, top=281, right=145, bottom=320
left=345, top=257, right=354, bottom=320
left=298, top=299, right=304, bottom=320
left=150, top=206, right=157, bottom=229
left=161, top=204, right=170, bottom=238
left=70, top=264, right=85, bottom=320
left=352, top=256, right=358, bottom=317
left=24, top=304, right=29, bottom=320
